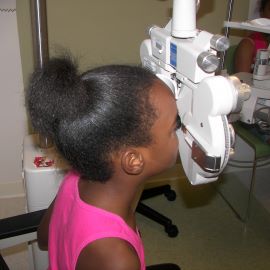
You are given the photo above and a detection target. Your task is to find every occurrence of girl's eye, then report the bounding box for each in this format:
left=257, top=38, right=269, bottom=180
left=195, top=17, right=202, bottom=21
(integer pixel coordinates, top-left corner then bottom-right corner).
left=175, top=115, right=181, bottom=130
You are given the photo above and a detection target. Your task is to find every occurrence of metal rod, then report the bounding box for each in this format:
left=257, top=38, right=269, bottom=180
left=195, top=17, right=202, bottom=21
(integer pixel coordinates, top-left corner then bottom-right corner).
left=221, top=0, right=235, bottom=70
left=224, top=0, right=235, bottom=38
left=30, top=0, right=53, bottom=148
left=30, top=0, right=49, bottom=69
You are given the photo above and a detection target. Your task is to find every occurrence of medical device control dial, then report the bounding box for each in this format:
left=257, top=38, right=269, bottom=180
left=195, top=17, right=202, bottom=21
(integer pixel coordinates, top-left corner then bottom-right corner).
left=197, top=52, right=220, bottom=73
left=210, top=34, right=230, bottom=52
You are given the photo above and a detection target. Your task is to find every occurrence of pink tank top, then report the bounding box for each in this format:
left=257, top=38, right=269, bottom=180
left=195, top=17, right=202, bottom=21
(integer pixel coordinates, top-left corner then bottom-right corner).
left=48, top=171, right=145, bottom=270
left=249, top=32, right=269, bottom=59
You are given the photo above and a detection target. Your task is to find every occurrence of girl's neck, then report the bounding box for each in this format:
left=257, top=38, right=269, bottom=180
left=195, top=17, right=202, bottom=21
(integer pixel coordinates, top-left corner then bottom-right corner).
left=78, top=176, right=144, bottom=230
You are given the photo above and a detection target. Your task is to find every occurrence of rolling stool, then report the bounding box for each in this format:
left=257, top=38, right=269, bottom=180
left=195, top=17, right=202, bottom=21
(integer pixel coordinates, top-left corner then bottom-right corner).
left=137, top=185, right=179, bottom=237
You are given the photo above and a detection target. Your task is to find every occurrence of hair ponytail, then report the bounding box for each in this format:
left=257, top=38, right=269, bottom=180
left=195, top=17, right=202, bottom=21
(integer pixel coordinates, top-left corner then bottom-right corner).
left=27, top=56, right=88, bottom=139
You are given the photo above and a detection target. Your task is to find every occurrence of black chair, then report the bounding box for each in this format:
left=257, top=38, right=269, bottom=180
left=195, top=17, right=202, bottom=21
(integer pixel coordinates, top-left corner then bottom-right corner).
left=0, top=210, right=180, bottom=270
left=0, top=210, right=45, bottom=270
left=137, top=184, right=179, bottom=237
left=0, top=252, right=9, bottom=270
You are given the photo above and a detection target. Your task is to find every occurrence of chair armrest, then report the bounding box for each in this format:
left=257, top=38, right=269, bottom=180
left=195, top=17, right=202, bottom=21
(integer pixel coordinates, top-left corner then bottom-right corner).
left=0, top=209, right=46, bottom=240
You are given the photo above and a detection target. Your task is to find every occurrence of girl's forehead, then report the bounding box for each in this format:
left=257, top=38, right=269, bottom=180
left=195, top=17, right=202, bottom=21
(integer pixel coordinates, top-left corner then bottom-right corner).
left=151, top=79, right=174, bottom=98
left=150, top=80, right=176, bottom=113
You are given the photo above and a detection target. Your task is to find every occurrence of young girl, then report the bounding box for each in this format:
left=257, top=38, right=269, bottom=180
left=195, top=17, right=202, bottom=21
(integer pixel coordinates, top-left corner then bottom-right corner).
left=26, top=56, right=181, bottom=270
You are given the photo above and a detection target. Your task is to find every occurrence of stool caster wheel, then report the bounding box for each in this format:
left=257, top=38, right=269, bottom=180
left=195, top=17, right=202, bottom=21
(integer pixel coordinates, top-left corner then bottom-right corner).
left=164, top=189, right=176, bottom=201
left=165, top=224, right=179, bottom=237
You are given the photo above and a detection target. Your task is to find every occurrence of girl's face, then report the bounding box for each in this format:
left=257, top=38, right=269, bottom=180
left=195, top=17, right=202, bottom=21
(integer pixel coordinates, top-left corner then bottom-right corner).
left=144, top=80, right=180, bottom=176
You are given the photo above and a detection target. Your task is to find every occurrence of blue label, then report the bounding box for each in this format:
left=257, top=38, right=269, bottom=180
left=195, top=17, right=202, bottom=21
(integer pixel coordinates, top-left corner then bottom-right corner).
left=170, top=43, right=177, bottom=68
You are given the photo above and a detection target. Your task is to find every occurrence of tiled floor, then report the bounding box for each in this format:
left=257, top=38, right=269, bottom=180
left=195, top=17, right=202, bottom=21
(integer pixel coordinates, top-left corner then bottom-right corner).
left=1, top=172, right=270, bottom=270
left=141, top=177, right=270, bottom=270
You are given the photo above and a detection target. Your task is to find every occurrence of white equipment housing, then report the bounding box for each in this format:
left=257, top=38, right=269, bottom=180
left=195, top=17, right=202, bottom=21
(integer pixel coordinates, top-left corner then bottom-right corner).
left=231, top=48, right=270, bottom=125
left=23, top=134, right=68, bottom=270
left=235, top=70, right=270, bottom=125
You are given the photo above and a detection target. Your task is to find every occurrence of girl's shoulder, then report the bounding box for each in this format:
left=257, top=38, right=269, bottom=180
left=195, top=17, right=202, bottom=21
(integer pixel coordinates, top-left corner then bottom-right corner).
left=76, top=237, right=140, bottom=270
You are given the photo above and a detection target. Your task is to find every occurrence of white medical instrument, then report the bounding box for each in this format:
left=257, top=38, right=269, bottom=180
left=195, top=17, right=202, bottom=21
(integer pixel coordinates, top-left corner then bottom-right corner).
left=251, top=48, right=270, bottom=125
left=140, top=0, right=250, bottom=185
left=235, top=69, right=270, bottom=126
left=224, top=17, right=270, bottom=126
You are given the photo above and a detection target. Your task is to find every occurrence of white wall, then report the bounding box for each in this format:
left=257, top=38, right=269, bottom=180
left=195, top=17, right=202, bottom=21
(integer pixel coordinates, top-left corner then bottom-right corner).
left=0, top=0, right=27, bottom=195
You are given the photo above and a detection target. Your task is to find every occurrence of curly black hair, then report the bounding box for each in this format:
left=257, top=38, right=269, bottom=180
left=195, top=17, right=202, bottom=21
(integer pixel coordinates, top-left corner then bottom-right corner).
left=26, top=56, right=158, bottom=182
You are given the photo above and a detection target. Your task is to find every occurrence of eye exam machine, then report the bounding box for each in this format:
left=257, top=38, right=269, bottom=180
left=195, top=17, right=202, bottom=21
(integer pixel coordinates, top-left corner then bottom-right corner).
left=140, top=0, right=250, bottom=185
left=3, top=0, right=261, bottom=269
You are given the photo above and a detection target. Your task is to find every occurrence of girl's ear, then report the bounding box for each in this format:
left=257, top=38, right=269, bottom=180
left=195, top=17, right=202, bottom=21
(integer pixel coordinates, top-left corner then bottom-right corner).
left=121, top=149, right=145, bottom=175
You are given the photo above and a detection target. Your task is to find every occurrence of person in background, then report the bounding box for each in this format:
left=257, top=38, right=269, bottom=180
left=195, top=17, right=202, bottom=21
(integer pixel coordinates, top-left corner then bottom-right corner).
left=26, top=55, right=181, bottom=270
left=234, top=0, right=270, bottom=73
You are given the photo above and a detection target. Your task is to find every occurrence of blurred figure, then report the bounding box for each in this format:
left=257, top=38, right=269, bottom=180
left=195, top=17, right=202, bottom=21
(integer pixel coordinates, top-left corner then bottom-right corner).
left=234, top=0, right=270, bottom=73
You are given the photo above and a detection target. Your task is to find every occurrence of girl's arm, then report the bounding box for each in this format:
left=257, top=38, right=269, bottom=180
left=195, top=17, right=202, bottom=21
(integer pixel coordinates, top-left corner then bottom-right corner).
left=234, top=38, right=255, bottom=73
left=76, top=238, right=140, bottom=270
left=37, top=199, right=55, bottom=250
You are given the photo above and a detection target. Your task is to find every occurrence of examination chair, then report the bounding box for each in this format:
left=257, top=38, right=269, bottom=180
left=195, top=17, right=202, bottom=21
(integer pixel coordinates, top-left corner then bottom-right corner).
left=137, top=185, right=179, bottom=237
left=0, top=210, right=180, bottom=269
left=136, top=158, right=180, bottom=238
